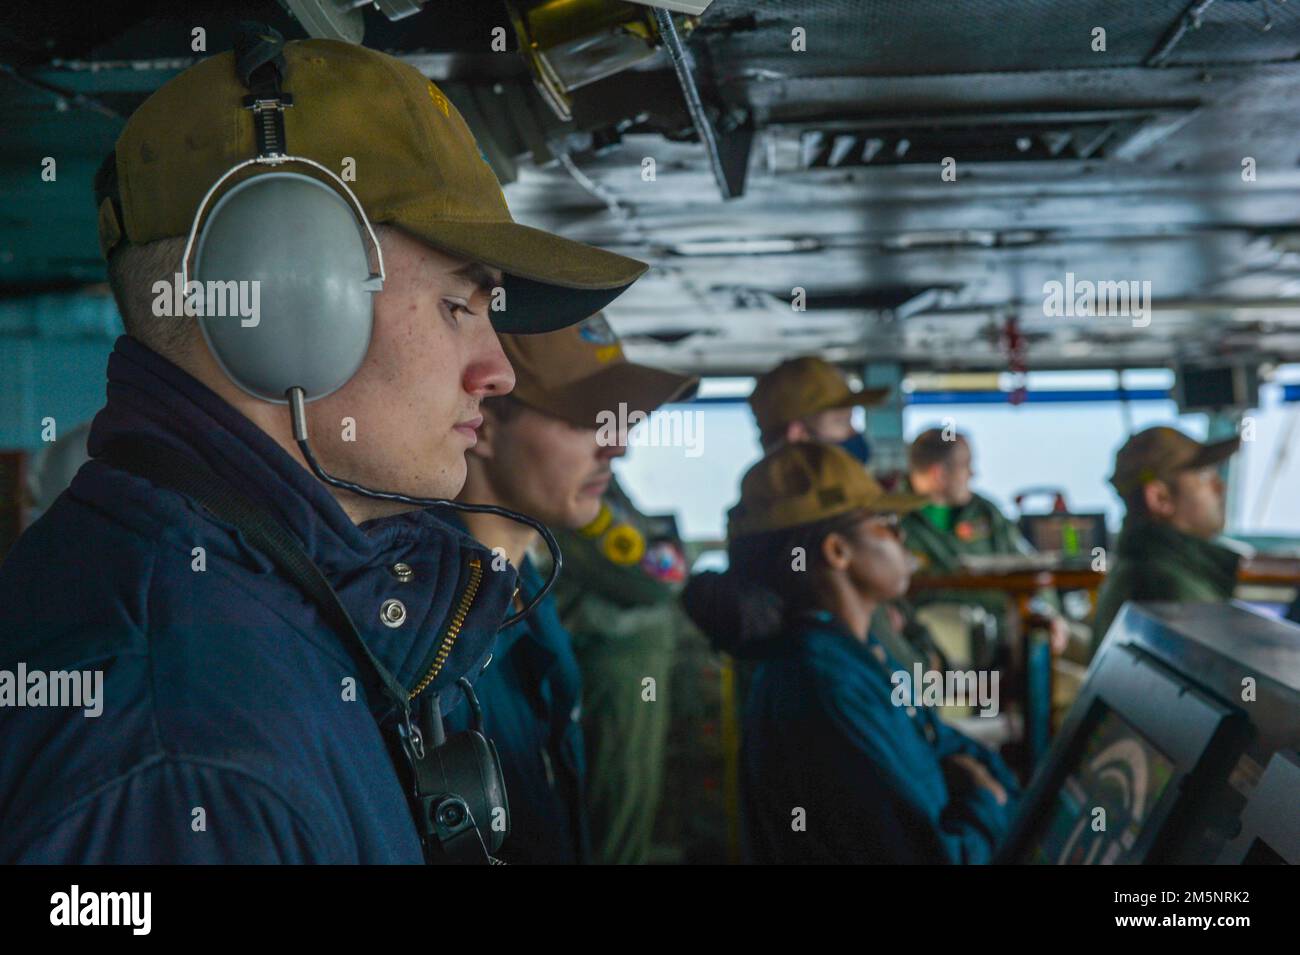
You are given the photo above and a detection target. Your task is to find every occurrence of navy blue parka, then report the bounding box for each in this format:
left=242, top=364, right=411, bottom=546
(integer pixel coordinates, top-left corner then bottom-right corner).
left=0, top=335, right=517, bottom=863
left=444, top=547, right=589, bottom=864
left=742, top=610, right=1020, bottom=864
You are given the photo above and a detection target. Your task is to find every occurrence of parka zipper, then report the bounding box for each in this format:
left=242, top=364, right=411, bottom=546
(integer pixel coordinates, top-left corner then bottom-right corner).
left=409, top=557, right=483, bottom=701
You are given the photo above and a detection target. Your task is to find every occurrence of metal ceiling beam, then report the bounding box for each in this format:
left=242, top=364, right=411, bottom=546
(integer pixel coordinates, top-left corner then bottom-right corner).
left=653, top=8, right=735, bottom=199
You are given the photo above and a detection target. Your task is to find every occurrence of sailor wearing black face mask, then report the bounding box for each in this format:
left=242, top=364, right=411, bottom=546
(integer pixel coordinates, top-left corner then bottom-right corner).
left=746, top=355, right=885, bottom=460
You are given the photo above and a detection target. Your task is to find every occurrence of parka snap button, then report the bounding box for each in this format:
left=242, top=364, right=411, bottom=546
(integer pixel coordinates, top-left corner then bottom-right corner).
left=392, top=562, right=414, bottom=583
left=380, top=599, right=407, bottom=628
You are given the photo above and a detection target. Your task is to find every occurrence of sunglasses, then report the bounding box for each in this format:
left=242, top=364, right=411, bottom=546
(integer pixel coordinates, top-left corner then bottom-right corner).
left=857, top=512, right=902, bottom=537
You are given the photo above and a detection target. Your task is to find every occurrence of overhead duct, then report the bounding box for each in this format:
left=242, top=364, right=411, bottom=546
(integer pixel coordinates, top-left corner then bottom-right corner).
left=768, top=108, right=1199, bottom=171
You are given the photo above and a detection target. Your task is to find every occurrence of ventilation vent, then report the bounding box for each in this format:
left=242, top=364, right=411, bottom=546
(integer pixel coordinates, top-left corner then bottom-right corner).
left=769, top=108, right=1197, bottom=169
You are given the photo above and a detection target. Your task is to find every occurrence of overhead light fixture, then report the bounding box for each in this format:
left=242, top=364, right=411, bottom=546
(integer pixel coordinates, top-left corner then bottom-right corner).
left=668, top=236, right=822, bottom=256
left=506, top=0, right=709, bottom=121
left=882, top=230, right=999, bottom=250
left=906, top=371, right=1003, bottom=392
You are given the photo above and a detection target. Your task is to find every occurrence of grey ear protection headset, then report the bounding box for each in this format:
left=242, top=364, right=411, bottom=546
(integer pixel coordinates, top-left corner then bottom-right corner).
left=186, top=27, right=561, bottom=633
left=188, top=162, right=384, bottom=404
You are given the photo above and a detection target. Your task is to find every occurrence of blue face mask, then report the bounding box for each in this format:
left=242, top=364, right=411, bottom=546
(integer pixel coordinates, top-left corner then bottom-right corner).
left=837, top=431, right=872, bottom=465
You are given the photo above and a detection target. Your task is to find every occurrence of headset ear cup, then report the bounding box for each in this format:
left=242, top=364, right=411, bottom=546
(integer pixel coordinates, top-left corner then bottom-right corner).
left=193, top=172, right=376, bottom=403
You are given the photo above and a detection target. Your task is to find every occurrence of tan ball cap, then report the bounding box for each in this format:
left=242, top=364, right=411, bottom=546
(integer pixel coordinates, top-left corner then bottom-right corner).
left=729, top=441, right=927, bottom=539
left=499, top=313, right=698, bottom=428
left=748, top=356, right=890, bottom=435
left=96, top=39, right=647, bottom=334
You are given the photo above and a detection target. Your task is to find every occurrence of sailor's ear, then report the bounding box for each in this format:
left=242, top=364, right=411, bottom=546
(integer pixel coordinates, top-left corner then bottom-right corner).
left=820, top=529, right=853, bottom=570
left=1142, top=478, right=1176, bottom=519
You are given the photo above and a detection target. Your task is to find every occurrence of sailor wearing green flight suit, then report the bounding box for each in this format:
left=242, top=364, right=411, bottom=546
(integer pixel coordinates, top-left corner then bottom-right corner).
left=900, top=427, right=1069, bottom=657
left=448, top=313, right=695, bottom=863
left=549, top=476, right=694, bottom=865
left=1091, top=426, right=1242, bottom=651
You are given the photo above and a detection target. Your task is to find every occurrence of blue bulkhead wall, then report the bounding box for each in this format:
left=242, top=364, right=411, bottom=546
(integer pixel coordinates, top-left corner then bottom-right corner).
left=0, top=292, right=122, bottom=450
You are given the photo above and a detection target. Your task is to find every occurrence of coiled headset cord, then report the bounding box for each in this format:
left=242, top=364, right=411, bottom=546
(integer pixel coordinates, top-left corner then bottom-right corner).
left=287, top=387, right=561, bottom=632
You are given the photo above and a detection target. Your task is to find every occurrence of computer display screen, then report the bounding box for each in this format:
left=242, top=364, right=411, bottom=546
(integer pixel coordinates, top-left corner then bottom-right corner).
left=1027, top=706, right=1176, bottom=864
left=1018, top=512, right=1107, bottom=558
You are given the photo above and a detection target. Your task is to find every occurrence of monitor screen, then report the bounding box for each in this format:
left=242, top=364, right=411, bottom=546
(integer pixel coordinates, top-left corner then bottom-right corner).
left=1018, top=513, right=1106, bottom=558
left=1182, top=366, right=1237, bottom=408
left=1027, top=706, right=1176, bottom=864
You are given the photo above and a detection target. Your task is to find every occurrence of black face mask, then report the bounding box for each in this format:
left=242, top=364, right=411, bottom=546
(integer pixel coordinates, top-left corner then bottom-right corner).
left=837, top=431, right=872, bottom=465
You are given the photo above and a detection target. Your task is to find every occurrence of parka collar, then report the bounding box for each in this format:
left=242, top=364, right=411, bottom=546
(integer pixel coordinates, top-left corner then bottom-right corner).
left=81, top=335, right=516, bottom=714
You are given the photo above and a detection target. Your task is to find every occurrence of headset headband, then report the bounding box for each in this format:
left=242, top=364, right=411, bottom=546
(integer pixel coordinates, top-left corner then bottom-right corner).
left=182, top=26, right=384, bottom=298
left=181, top=155, right=385, bottom=297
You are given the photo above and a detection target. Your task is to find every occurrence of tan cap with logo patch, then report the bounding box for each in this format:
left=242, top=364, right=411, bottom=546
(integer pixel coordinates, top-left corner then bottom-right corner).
left=95, top=38, right=646, bottom=333
left=499, top=313, right=698, bottom=429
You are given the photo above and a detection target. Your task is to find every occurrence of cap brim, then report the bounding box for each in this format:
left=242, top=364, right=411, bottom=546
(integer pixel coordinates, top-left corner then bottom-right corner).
left=388, top=215, right=648, bottom=334
left=1188, top=435, right=1241, bottom=470
left=730, top=490, right=928, bottom=539
left=526, top=362, right=699, bottom=429
left=830, top=387, right=892, bottom=411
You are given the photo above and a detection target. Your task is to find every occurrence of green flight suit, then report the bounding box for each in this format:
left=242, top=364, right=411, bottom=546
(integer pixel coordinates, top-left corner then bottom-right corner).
left=1091, top=518, right=1240, bottom=653
left=898, top=479, right=1038, bottom=616
left=549, top=480, right=684, bottom=864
